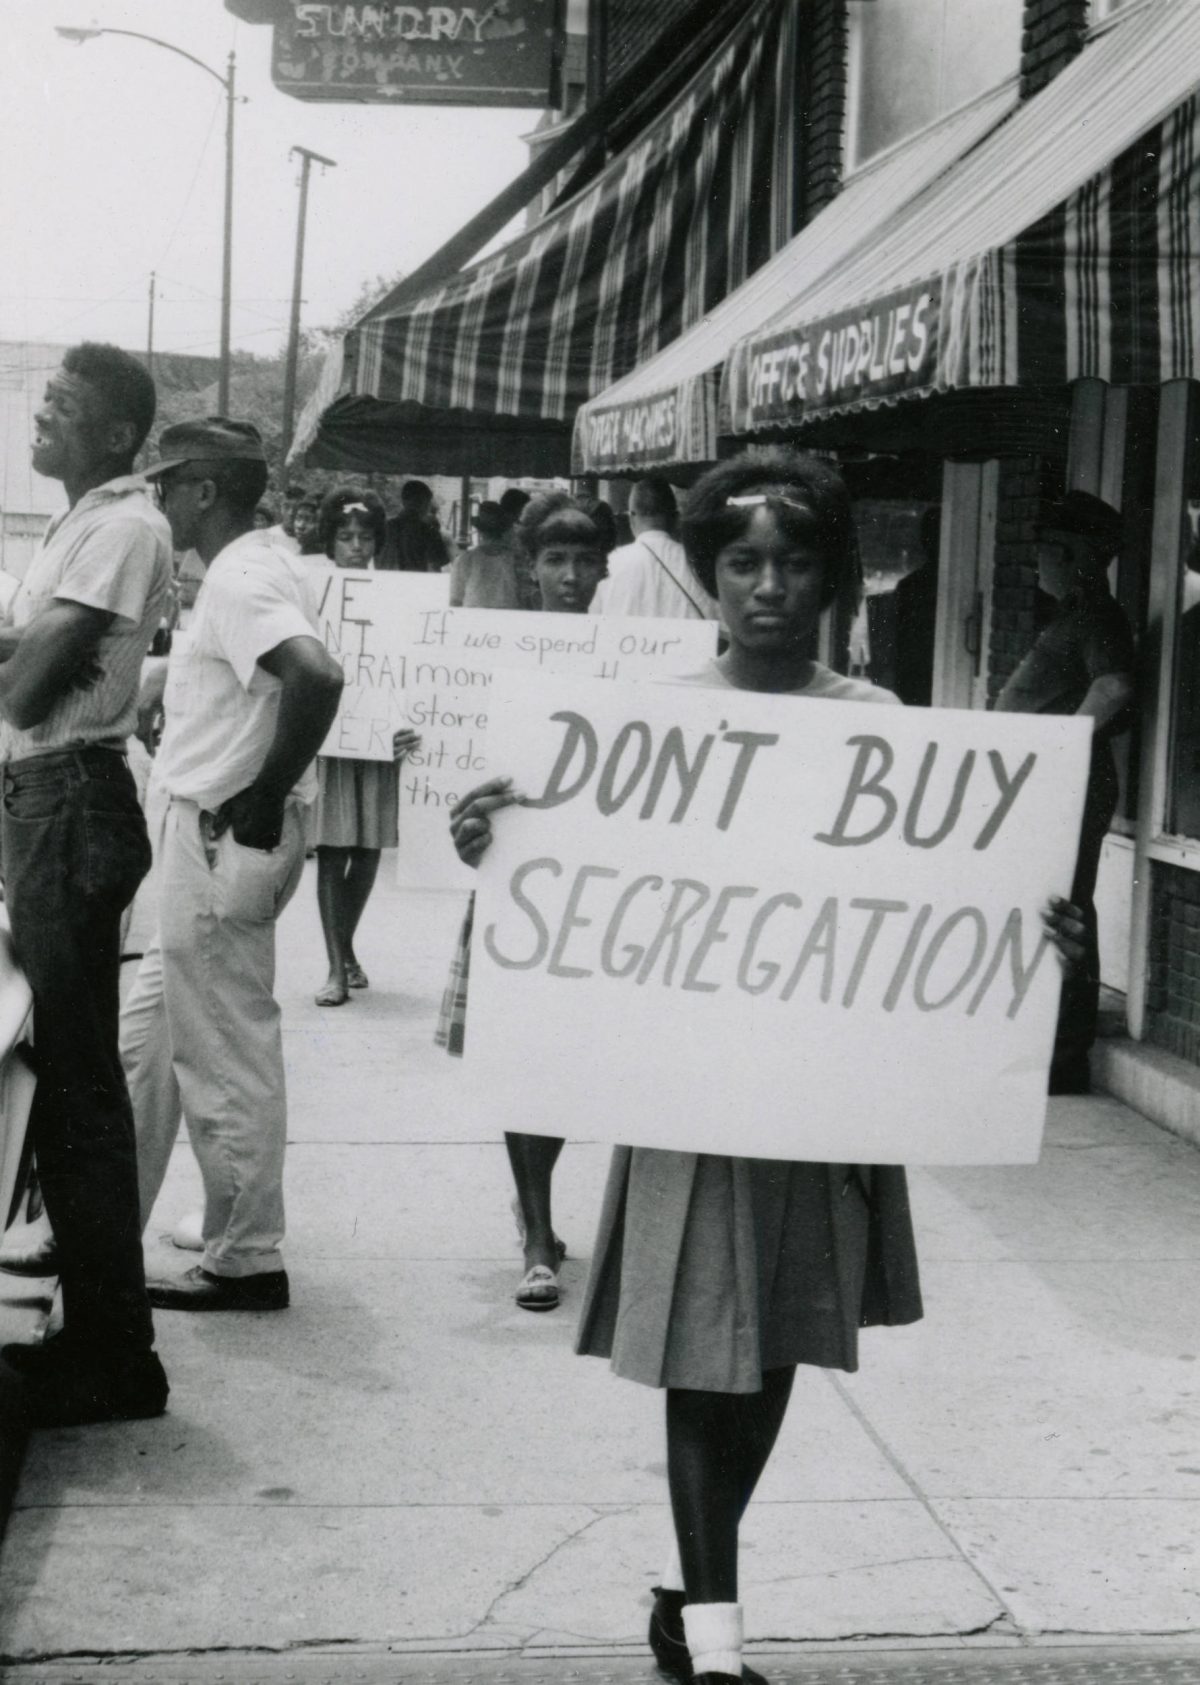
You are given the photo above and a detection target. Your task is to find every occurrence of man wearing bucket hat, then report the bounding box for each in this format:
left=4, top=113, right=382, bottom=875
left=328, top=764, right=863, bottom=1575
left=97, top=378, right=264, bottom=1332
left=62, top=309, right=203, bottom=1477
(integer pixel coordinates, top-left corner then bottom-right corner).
left=996, top=490, right=1136, bottom=1093
left=121, top=418, right=343, bottom=1310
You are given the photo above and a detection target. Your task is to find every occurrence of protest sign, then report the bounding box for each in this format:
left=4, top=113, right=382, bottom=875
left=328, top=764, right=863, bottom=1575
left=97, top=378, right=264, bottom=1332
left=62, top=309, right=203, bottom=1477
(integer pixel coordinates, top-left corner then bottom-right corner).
left=467, top=672, right=1092, bottom=1165
left=314, top=568, right=449, bottom=760
left=394, top=609, right=719, bottom=888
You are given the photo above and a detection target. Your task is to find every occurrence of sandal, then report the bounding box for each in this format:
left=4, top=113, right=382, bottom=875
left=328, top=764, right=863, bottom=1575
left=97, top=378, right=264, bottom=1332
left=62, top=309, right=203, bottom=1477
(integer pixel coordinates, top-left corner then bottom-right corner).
left=515, top=1264, right=560, bottom=1312
left=346, top=962, right=369, bottom=990
left=315, top=982, right=350, bottom=1007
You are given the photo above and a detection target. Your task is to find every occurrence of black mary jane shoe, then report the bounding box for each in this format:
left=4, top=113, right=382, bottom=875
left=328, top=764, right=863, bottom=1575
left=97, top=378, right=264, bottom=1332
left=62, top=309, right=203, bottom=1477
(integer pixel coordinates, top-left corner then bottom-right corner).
left=649, top=1588, right=767, bottom=1685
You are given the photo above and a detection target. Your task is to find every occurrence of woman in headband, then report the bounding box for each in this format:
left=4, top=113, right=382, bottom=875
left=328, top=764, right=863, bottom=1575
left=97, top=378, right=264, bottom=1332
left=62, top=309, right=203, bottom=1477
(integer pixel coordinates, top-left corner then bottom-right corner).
left=312, top=488, right=420, bottom=1006
left=447, top=448, right=1087, bottom=1683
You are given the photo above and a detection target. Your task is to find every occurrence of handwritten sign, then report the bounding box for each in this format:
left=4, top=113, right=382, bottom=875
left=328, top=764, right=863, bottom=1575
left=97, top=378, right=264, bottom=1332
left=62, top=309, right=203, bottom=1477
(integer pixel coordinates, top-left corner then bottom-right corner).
left=395, top=609, right=718, bottom=887
left=313, top=567, right=449, bottom=760
left=269, top=2, right=563, bottom=107
left=467, top=672, right=1092, bottom=1164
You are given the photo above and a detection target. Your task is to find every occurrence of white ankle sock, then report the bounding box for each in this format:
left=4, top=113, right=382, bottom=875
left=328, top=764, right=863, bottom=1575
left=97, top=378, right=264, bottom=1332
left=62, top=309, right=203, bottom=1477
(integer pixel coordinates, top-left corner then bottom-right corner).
left=682, top=1601, right=743, bottom=1677
left=660, top=1537, right=685, bottom=1593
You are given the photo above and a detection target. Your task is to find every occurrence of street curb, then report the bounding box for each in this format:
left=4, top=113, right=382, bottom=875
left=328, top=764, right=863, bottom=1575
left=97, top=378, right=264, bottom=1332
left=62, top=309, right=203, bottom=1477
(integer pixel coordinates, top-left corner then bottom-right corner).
left=0, top=1365, right=28, bottom=1552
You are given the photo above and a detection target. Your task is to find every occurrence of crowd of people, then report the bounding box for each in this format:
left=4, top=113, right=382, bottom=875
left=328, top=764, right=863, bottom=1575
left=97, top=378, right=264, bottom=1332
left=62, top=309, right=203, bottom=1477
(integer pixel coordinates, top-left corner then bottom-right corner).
left=0, top=340, right=1099, bottom=1685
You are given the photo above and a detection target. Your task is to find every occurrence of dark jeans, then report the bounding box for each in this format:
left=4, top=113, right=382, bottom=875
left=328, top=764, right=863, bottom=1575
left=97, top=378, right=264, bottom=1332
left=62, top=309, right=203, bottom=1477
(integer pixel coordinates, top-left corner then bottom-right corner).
left=1, top=747, right=154, bottom=1357
left=1054, top=745, right=1119, bottom=1083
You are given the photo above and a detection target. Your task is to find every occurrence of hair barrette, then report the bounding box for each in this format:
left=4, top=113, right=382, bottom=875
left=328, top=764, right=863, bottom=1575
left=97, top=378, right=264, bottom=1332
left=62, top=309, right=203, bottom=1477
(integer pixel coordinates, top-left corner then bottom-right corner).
left=342, top=500, right=370, bottom=514
left=726, top=492, right=814, bottom=514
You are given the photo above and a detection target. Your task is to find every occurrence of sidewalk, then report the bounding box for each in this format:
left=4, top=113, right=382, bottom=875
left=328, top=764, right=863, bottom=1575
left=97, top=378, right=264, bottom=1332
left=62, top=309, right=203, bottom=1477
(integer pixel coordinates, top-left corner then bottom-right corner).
left=0, top=863, right=1198, bottom=1675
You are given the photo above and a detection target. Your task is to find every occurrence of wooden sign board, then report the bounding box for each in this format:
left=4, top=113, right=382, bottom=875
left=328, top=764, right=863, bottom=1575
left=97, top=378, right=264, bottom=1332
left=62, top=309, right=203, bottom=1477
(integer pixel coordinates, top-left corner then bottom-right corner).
left=267, top=2, right=565, bottom=107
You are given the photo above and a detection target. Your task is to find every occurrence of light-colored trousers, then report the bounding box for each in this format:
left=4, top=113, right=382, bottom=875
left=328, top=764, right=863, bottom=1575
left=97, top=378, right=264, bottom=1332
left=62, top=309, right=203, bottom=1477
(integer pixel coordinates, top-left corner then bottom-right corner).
left=121, top=793, right=307, bottom=1279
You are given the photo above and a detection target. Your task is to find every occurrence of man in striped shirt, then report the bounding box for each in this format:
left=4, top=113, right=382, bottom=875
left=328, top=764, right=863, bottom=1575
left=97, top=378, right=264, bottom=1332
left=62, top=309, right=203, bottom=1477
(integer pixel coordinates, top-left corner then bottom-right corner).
left=0, top=342, right=172, bottom=1427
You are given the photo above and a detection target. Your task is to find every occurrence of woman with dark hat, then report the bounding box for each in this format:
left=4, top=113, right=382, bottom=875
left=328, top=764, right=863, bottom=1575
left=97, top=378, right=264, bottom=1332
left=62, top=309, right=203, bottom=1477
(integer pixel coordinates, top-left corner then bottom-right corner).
left=995, top=489, right=1135, bottom=1093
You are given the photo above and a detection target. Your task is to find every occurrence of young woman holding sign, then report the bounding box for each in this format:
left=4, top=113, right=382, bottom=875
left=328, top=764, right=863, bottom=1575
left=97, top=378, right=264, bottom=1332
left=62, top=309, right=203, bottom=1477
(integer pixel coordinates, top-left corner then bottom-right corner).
left=313, top=488, right=421, bottom=1007
left=448, top=450, right=1087, bottom=1685
left=437, top=493, right=607, bottom=1311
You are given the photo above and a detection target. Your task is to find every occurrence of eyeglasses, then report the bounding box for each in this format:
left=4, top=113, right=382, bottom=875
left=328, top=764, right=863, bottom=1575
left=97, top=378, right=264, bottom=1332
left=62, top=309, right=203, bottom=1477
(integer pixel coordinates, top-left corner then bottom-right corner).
left=153, top=472, right=211, bottom=510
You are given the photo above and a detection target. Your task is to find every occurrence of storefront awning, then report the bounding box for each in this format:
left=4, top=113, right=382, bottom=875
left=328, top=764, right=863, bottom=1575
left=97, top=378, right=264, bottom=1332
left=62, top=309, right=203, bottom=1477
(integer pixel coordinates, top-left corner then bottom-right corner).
left=724, top=0, right=1200, bottom=438
left=570, top=79, right=1017, bottom=475
left=296, top=0, right=813, bottom=476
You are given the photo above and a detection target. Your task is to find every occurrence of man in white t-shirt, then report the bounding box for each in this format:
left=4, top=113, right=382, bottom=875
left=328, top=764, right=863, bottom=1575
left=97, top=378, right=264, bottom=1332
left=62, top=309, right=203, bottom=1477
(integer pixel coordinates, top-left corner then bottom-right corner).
left=590, top=476, right=720, bottom=621
left=121, top=418, right=343, bottom=1312
left=0, top=342, right=172, bottom=1426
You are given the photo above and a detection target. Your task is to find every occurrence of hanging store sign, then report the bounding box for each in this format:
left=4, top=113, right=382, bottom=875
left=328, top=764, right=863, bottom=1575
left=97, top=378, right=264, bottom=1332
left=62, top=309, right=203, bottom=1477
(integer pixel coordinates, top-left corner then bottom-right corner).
left=581, top=386, right=681, bottom=475
left=735, top=277, right=943, bottom=431
left=264, top=2, right=565, bottom=106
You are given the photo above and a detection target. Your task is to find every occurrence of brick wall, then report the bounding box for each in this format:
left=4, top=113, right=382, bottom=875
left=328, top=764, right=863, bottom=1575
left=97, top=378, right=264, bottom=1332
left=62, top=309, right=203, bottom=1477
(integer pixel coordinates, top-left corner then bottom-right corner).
left=986, top=458, right=1043, bottom=699
left=1145, top=863, right=1200, bottom=1067
left=803, top=1, right=849, bottom=214
left=599, top=0, right=707, bottom=86
left=1020, top=0, right=1088, bottom=100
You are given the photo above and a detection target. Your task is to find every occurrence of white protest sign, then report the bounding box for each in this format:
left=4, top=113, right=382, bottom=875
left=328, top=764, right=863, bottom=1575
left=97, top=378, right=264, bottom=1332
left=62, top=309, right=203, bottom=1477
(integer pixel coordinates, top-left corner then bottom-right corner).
left=313, top=568, right=450, bottom=760
left=394, top=609, right=719, bottom=889
left=468, top=671, right=1092, bottom=1165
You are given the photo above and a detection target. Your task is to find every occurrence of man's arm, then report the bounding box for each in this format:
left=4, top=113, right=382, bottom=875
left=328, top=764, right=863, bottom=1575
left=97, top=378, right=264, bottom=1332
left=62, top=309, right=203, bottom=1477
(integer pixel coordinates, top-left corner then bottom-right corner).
left=1076, top=671, right=1135, bottom=736
left=212, top=634, right=344, bottom=849
left=0, top=602, right=112, bottom=729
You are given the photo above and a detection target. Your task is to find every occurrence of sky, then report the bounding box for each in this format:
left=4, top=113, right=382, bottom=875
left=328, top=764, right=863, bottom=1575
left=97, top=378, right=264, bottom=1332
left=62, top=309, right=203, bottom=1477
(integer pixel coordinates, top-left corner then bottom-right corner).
left=2, top=1, right=558, bottom=362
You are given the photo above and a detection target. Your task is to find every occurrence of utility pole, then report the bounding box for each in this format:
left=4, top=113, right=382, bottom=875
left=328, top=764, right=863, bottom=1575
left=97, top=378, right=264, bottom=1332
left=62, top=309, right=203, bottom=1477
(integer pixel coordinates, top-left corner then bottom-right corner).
left=219, top=49, right=237, bottom=411
left=146, top=272, right=156, bottom=379
left=281, top=146, right=337, bottom=461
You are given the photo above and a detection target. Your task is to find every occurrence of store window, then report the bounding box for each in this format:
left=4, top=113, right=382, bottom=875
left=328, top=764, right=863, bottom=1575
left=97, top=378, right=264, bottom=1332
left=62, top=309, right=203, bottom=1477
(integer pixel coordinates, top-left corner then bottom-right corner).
left=1167, top=397, right=1200, bottom=839
left=845, top=0, right=1022, bottom=170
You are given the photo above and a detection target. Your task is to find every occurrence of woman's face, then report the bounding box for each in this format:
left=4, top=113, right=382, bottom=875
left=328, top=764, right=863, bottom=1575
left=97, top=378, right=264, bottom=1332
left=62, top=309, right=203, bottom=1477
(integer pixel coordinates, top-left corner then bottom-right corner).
left=331, top=512, right=377, bottom=568
left=536, top=542, right=605, bottom=613
left=294, top=503, right=319, bottom=547
left=714, top=505, right=828, bottom=652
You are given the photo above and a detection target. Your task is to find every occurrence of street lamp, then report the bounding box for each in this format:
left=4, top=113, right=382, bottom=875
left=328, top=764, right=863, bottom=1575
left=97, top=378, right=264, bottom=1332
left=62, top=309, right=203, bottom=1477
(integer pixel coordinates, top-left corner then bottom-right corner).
left=55, top=26, right=239, bottom=411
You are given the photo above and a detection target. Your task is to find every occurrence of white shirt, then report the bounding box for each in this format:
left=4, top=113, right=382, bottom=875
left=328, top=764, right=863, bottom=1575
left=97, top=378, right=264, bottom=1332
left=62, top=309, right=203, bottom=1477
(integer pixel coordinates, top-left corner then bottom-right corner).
left=155, top=530, right=321, bottom=810
left=589, top=531, right=720, bottom=621
left=266, top=523, right=301, bottom=555
left=0, top=475, right=172, bottom=762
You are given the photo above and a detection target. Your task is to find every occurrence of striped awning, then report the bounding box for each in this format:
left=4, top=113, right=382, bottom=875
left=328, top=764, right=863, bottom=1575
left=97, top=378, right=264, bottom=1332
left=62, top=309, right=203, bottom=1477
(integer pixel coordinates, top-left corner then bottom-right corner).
left=570, top=78, right=1017, bottom=475
left=296, top=0, right=812, bottom=475
left=724, top=0, right=1200, bottom=438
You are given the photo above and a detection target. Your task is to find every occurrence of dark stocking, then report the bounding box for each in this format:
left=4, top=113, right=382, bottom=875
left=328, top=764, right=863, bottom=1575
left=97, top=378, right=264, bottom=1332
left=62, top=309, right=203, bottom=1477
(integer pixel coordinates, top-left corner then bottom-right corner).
left=666, top=1365, right=796, bottom=1603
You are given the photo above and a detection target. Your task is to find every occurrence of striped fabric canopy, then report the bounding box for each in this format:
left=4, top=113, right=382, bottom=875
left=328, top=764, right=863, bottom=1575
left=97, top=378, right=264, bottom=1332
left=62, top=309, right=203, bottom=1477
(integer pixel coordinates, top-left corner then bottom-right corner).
left=724, top=0, right=1200, bottom=438
left=298, top=0, right=811, bottom=475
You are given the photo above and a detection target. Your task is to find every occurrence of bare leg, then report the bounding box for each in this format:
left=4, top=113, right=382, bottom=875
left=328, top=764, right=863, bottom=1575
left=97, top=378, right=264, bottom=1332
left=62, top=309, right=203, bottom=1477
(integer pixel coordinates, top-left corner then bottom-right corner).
left=316, top=846, right=351, bottom=1002
left=341, top=847, right=381, bottom=970
left=504, top=1131, right=564, bottom=1272
left=666, top=1365, right=796, bottom=1603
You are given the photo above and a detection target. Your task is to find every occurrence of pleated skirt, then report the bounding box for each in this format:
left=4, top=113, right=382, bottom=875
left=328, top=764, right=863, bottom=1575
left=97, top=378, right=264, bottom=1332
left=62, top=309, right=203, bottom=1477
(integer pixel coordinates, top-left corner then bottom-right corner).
left=313, top=757, right=399, bottom=849
left=574, top=1148, right=923, bottom=1393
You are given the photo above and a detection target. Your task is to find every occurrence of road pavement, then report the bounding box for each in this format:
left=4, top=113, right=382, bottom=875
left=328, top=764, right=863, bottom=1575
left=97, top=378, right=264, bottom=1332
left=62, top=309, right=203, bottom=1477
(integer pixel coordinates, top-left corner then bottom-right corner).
left=0, top=860, right=1198, bottom=1679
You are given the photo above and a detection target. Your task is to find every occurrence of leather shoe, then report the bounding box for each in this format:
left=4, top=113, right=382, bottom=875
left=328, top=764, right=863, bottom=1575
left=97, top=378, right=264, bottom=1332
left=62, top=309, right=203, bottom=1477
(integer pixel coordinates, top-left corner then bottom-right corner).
left=6, top=1345, right=169, bottom=1429
left=649, top=1588, right=766, bottom=1685
left=147, top=1265, right=289, bottom=1312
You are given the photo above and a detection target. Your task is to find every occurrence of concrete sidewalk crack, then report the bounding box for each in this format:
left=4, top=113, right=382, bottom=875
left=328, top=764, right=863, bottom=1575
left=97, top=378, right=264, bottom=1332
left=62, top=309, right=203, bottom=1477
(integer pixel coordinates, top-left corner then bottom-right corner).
left=460, top=1507, right=618, bottom=1640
